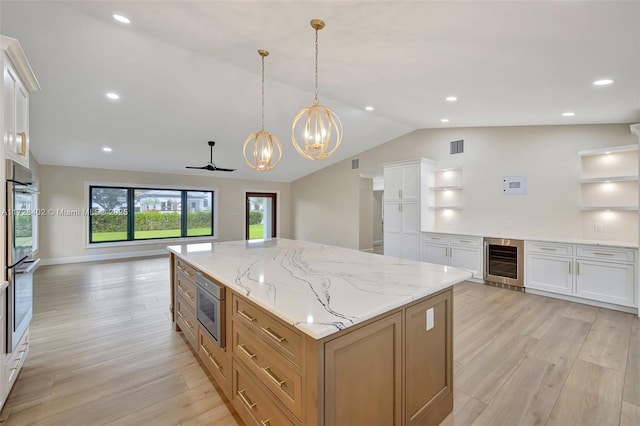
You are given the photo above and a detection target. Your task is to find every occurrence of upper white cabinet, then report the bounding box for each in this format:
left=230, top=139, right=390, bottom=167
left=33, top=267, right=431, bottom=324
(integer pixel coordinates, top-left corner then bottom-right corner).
left=1, top=36, right=40, bottom=168
left=383, top=159, right=435, bottom=260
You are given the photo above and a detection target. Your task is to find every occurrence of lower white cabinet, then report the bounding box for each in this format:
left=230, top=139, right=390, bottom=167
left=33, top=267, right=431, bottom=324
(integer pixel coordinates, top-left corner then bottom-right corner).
left=421, top=233, right=483, bottom=279
left=525, top=241, right=637, bottom=308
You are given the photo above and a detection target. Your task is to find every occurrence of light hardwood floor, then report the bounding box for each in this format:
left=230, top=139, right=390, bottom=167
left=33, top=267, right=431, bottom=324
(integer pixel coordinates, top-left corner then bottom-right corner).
left=0, top=256, right=638, bottom=425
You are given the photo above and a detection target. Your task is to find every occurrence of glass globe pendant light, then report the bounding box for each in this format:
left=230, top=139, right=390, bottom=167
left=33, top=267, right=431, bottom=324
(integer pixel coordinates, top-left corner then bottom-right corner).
left=292, top=19, right=343, bottom=161
left=243, top=49, right=282, bottom=172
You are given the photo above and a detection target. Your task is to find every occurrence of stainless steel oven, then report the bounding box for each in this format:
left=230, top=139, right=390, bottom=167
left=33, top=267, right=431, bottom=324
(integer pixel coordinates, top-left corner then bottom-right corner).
left=196, top=272, right=226, bottom=348
left=484, top=237, right=524, bottom=288
left=6, top=160, right=40, bottom=352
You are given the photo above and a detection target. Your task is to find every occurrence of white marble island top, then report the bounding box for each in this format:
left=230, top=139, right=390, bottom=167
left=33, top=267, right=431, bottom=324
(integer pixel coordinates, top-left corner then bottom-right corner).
left=168, top=238, right=471, bottom=340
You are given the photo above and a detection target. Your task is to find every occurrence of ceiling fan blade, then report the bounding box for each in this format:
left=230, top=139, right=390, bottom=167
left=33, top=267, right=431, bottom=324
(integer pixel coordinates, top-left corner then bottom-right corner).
left=185, top=166, right=209, bottom=170
left=214, top=167, right=236, bottom=172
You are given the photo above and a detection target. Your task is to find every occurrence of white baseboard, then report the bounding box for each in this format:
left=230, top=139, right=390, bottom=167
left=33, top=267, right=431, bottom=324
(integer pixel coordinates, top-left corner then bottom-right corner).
left=525, top=288, right=638, bottom=314
left=40, top=249, right=169, bottom=266
left=361, top=247, right=374, bottom=253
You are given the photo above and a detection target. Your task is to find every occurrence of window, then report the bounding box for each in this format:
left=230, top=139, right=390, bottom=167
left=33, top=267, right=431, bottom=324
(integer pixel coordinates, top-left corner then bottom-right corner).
left=89, top=186, right=214, bottom=244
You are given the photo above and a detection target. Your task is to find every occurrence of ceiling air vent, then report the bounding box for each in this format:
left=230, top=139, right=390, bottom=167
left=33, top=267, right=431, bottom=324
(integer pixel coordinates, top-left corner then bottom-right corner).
left=352, top=159, right=359, bottom=169
left=450, top=139, right=464, bottom=155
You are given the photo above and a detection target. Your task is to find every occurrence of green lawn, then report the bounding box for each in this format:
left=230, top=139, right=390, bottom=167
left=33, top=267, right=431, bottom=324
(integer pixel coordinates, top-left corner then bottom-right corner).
left=92, top=228, right=211, bottom=242
left=249, top=224, right=264, bottom=239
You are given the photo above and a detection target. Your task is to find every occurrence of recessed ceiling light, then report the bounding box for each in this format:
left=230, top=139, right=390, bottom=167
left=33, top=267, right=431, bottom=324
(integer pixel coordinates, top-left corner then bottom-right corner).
left=441, top=118, right=450, bottom=123
left=605, top=151, right=611, bottom=154
left=365, top=106, right=374, bottom=111
left=112, top=14, right=131, bottom=24
left=102, top=147, right=113, bottom=152
left=592, top=79, right=614, bottom=86
left=562, top=112, right=575, bottom=117
left=106, top=92, right=120, bottom=100
left=445, top=96, right=458, bottom=102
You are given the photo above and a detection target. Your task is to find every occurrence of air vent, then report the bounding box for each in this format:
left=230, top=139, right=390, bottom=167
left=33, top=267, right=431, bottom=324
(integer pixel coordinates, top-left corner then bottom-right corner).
left=352, top=159, right=359, bottom=169
left=450, top=139, right=464, bottom=155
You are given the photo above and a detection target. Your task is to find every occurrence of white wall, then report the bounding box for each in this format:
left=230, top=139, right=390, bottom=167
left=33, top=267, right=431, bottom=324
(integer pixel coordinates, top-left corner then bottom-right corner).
left=293, top=123, right=638, bottom=247
left=291, top=160, right=361, bottom=249
left=37, top=165, right=291, bottom=263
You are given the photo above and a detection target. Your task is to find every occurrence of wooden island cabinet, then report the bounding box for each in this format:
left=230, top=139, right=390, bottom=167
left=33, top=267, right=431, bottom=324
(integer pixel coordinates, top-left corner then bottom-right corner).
left=169, top=239, right=470, bottom=426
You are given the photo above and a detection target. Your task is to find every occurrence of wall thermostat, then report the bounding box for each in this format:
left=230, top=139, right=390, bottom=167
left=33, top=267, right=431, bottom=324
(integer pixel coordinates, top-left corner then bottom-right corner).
left=503, top=175, right=527, bottom=195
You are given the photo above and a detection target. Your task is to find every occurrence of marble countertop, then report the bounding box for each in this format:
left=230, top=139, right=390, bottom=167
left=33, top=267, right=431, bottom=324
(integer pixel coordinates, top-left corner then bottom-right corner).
left=168, top=238, right=471, bottom=340
left=421, top=229, right=637, bottom=249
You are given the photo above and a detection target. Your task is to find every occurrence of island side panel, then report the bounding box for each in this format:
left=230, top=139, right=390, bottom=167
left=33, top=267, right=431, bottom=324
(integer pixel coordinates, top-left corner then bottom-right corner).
left=405, top=288, right=453, bottom=426
left=170, top=253, right=175, bottom=324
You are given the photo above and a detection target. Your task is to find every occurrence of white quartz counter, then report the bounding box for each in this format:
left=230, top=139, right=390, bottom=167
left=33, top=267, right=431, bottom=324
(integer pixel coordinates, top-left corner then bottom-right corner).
left=168, top=238, right=471, bottom=340
left=422, top=230, right=638, bottom=249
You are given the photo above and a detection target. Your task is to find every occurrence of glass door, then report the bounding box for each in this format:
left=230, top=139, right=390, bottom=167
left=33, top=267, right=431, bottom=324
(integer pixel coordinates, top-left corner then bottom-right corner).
left=245, top=192, right=277, bottom=240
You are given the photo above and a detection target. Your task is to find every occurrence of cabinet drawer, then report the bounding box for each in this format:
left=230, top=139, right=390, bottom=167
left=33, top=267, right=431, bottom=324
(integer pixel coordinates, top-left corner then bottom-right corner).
left=233, top=321, right=302, bottom=419
left=176, top=257, right=197, bottom=280
left=422, top=233, right=449, bottom=245
left=198, top=326, right=230, bottom=396
left=450, top=236, right=482, bottom=247
left=232, top=294, right=303, bottom=367
left=527, top=242, right=573, bottom=257
left=176, top=295, right=197, bottom=349
left=576, top=246, right=635, bottom=263
left=232, top=359, right=298, bottom=426
left=175, top=272, right=196, bottom=311
left=6, top=329, right=29, bottom=387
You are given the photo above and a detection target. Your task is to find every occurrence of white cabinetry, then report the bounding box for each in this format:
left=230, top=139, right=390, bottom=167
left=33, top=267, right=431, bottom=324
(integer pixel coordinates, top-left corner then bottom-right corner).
left=1, top=36, right=40, bottom=168
left=525, top=241, right=637, bottom=310
left=421, top=233, right=483, bottom=279
left=383, top=159, right=435, bottom=260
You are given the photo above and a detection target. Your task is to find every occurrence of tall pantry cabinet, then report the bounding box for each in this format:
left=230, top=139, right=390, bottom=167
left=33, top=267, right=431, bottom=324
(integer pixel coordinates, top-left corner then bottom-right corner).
left=0, top=35, right=40, bottom=411
left=383, top=159, right=435, bottom=260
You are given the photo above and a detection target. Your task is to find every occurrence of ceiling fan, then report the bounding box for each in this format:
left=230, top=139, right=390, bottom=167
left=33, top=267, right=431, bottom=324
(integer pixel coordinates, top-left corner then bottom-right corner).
left=186, top=141, right=236, bottom=172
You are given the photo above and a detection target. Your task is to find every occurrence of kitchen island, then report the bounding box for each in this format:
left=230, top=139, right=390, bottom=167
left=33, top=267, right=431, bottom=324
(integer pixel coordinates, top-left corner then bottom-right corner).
left=168, top=238, right=471, bottom=425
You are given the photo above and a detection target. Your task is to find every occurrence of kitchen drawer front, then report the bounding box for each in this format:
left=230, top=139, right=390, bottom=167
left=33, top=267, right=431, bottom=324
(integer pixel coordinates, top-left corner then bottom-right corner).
left=233, top=321, right=302, bottom=419
left=6, top=329, right=29, bottom=387
left=576, top=246, right=635, bottom=263
left=232, top=359, right=298, bottom=426
left=175, top=257, right=197, bottom=280
left=422, top=233, right=449, bottom=245
left=232, top=294, right=303, bottom=367
left=527, top=241, right=574, bottom=257
left=176, top=294, right=197, bottom=349
left=175, top=272, right=196, bottom=311
left=198, top=326, right=230, bottom=396
left=450, top=235, right=482, bottom=247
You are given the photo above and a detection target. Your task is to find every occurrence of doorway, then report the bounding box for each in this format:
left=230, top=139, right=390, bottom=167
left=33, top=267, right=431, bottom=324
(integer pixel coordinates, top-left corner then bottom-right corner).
left=245, top=192, right=277, bottom=240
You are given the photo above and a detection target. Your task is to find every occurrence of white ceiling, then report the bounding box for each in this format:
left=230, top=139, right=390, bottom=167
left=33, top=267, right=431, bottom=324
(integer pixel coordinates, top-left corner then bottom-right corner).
left=1, top=1, right=638, bottom=182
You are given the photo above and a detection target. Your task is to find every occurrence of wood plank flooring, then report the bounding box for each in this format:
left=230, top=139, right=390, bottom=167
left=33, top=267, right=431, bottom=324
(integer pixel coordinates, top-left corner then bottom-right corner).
left=0, top=257, right=638, bottom=425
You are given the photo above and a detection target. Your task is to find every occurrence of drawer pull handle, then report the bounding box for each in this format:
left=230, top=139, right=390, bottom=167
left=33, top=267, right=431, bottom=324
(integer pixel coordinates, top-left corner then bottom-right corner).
left=238, top=344, right=257, bottom=360
left=178, top=312, right=194, bottom=330
left=430, top=237, right=440, bottom=240
left=177, top=265, right=193, bottom=277
left=541, top=248, right=557, bottom=251
left=200, top=344, right=222, bottom=369
left=184, top=320, right=194, bottom=330
left=262, top=366, right=286, bottom=387
left=459, top=239, right=471, bottom=243
left=593, top=252, right=614, bottom=256
left=261, top=327, right=286, bottom=343
left=200, top=344, right=212, bottom=358
left=177, top=284, right=194, bottom=301
left=237, top=389, right=256, bottom=410
left=238, top=310, right=257, bottom=323
left=261, top=420, right=271, bottom=426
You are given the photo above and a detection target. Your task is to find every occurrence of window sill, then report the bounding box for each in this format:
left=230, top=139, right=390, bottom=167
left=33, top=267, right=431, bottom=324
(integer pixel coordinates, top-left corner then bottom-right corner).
left=85, top=235, right=218, bottom=249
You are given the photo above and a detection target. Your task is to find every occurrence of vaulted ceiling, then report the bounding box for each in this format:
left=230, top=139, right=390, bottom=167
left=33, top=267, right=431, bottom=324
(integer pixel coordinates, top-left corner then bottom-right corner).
left=1, top=1, right=638, bottom=182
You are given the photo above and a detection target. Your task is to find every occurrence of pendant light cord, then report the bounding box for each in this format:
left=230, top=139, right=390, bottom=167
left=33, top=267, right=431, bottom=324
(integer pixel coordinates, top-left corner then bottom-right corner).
left=261, top=54, right=265, bottom=131
left=314, top=27, right=319, bottom=103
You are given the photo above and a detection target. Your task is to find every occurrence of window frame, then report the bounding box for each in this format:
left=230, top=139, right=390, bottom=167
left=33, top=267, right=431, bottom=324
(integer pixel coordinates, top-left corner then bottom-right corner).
left=86, top=182, right=217, bottom=247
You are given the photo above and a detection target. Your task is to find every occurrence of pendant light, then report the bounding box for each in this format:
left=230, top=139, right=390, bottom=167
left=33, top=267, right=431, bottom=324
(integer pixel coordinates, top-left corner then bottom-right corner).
left=292, top=19, right=343, bottom=161
left=243, top=49, right=282, bottom=172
